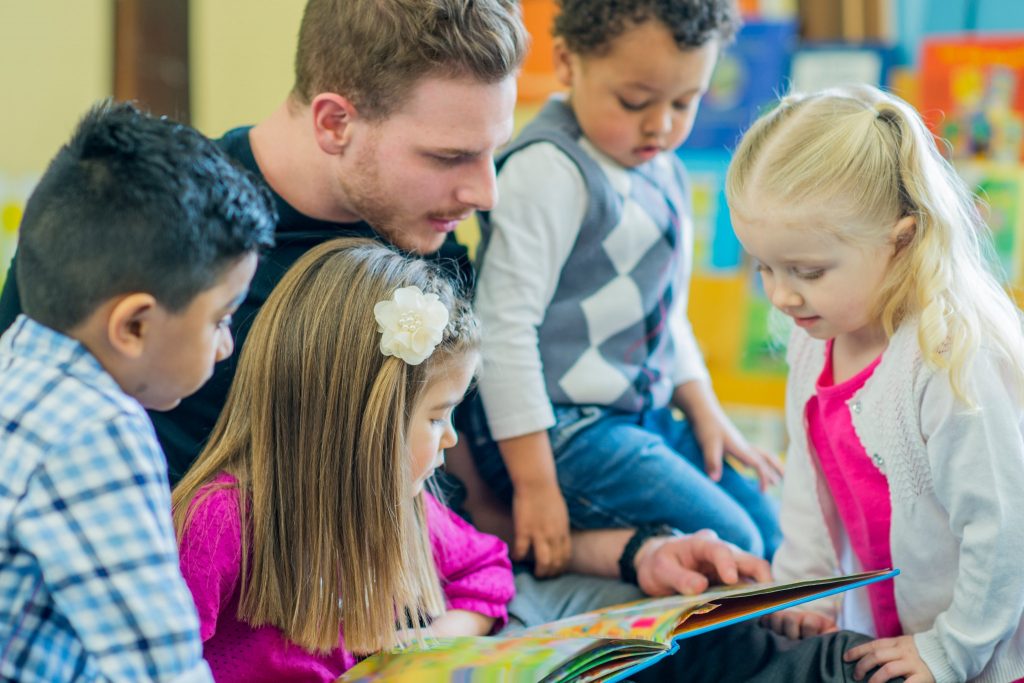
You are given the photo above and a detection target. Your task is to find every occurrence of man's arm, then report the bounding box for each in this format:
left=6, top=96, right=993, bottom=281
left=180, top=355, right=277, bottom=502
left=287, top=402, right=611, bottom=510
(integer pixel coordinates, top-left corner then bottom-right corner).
left=568, top=528, right=771, bottom=597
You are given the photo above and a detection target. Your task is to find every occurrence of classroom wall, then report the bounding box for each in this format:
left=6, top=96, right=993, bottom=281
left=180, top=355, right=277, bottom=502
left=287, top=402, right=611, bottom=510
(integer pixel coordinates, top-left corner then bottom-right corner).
left=0, top=0, right=112, bottom=286
left=0, top=1, right=112, bottom=175
left=189, top=0, right=305, bottom=137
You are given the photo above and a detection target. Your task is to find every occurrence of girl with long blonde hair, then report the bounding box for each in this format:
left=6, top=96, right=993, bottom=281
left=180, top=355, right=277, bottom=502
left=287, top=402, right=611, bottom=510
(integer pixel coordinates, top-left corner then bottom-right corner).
left=726, top=84, right=1024, bottom=683
left=172, top=237, right=512, bottom=682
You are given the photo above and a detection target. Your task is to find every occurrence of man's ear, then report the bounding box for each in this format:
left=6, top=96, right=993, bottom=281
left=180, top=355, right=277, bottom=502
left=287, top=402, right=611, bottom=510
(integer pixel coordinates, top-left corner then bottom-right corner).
left=891, top=215, right=917, bottom=254
left=106, top=293, right=158, bottom=360
left=311, top=93, right=359, bottom=155
left=553, top=37, right=575, bottom=89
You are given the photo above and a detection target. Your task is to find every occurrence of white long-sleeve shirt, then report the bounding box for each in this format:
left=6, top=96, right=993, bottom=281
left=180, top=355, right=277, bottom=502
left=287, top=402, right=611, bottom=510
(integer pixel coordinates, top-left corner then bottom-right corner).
left=475, top=134, right=707, bottom=441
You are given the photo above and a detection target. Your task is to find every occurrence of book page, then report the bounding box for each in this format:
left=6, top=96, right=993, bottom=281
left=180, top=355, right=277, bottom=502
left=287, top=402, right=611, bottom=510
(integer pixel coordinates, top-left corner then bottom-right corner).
left=518, top=594, right=713, bottom=645
left=339, top=635, right=608, bottom=682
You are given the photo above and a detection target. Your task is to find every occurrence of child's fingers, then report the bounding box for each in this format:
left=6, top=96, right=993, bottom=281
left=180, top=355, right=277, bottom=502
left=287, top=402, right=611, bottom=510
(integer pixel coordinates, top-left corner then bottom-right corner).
left=533, top=536, right=554, bottom=576
left=762, top=612, right=786, bottom=636
left=799, top=614, right=830, bottom=638
left=784, top=614, right=807, bottom=640
left=535, top=528, right=571, bottom=577
left=851, top=643, right=899, bottom=681
left=732, top=444, right=782, bottom=491
left=762, top=447, right=785, bottom=476
left=701, top=438, right=724, bottom=481
left=844, top=638, right=893, bottom=662
left=512, top=528, right=532, bottom=562
left=867, top=660, right=915, bottom=683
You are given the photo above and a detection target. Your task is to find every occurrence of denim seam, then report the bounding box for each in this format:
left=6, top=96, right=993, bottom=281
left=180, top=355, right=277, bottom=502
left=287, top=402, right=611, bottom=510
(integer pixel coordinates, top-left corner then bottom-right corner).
left=559, top=481, right=637, bottom=529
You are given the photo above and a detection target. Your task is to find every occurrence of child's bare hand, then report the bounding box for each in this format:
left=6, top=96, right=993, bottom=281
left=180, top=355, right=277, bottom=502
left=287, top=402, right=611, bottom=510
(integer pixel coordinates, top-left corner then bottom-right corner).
left=512, top=482, right=570, bottom=577
left=691, top=409, right=783, bottom=491
left=761, top=608, right=837, bottom=639
left=845, top=635, right=935, bottom=683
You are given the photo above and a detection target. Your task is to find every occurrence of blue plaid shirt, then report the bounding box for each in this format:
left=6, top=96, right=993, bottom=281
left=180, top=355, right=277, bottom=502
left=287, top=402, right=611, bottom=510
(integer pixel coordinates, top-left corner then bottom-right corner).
left=0, top=316, right=212, bottom=682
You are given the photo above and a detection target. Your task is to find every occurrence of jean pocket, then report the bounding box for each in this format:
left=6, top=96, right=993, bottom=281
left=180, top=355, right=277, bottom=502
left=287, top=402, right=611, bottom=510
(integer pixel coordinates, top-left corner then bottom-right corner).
left=548, top=405, right=606, bottom=452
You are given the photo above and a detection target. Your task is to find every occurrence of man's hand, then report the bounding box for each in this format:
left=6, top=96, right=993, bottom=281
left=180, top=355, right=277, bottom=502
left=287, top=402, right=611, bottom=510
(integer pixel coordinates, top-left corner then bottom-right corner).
left=633, top=529, right=771, bottom=597
left=761, top=608, right=838, bottom=639
left=845, top=635, right=935, bottom=683
left=512, top=481, right=571, bottom=577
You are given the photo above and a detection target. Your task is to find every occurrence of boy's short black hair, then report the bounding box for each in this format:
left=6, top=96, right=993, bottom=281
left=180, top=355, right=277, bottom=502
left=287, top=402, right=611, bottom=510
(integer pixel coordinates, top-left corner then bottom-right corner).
left=16, top=100, right=276, bottom=332
left=553, top=0, right=740, bottom=56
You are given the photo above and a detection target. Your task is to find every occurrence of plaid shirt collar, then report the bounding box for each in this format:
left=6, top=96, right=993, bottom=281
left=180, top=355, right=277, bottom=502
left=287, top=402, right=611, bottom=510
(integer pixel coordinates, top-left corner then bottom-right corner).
left=3, top=314, right=125, bottom=400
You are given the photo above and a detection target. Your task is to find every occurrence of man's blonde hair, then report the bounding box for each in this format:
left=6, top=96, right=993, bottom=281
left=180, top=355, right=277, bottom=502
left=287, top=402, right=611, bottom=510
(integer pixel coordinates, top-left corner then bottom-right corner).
left=173, top=237, right=480, bottom=654
left=293, top=0, right=528, bottom=119
left=727, top=84, right=1024, bottom=405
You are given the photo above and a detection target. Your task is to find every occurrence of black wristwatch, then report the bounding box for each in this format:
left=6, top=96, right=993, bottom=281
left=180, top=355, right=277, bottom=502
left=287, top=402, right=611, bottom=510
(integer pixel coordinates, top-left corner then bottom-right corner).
left=618, top=524, right=684, bottom=585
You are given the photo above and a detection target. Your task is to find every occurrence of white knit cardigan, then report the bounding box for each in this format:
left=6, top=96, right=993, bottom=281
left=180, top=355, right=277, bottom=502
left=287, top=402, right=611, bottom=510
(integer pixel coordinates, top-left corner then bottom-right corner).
left=773, top=322, right=1024, bottom=683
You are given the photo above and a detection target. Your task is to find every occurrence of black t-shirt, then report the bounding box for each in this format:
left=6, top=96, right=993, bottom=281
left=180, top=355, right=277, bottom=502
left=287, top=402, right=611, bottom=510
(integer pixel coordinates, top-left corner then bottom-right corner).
left=0, top=126, right=473, bottom=484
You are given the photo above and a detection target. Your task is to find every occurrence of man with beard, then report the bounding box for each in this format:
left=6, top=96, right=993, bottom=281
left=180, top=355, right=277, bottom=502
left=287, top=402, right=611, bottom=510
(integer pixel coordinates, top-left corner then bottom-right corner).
left=1, top=0, right=525, bottom=483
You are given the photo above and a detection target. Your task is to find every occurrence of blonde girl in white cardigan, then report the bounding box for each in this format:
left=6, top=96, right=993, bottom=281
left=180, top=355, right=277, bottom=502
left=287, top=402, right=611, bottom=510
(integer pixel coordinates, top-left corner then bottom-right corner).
left=725, top=84, right=1024, bottom=683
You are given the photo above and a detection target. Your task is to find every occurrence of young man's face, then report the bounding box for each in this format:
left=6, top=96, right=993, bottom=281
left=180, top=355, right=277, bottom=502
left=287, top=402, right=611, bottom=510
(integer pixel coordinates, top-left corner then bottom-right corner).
left=556, top=21, right=718, bottom=168
left=135, top=253, right=257, bottom=410
left=338, top=74, right=516, bottom=255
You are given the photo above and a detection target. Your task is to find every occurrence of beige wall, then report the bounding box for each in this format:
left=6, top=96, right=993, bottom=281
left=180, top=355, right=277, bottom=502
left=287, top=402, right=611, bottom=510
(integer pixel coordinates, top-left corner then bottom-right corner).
left=0, top=0, right=112, bottom=176
left=0, top=1, right=307, bottom=170
left=0, top=0, right=112, bottom=282
left=190, top=0, right=305, bottom=137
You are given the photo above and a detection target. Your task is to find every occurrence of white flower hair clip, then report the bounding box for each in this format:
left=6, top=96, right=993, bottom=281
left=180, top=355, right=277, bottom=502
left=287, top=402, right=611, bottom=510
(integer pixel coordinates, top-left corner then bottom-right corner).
left=373, top=286, right=449, bottom=365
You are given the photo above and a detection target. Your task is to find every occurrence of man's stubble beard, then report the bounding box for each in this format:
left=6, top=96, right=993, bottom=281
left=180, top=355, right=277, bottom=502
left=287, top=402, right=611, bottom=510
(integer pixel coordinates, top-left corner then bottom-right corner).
left=336, top=141, right=445, bottom=255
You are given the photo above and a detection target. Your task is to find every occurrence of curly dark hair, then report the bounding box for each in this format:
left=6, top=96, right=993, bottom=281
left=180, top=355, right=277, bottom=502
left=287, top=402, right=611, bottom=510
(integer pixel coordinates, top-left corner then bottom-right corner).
left=553, top=0, right=740, bottom=56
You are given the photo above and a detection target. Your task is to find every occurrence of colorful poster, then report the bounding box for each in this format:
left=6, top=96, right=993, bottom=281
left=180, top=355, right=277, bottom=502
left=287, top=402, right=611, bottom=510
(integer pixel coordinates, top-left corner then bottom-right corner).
left=739, top=269, right=789, bottom=377
left=686, top=21, right=797, bottom=151
left=920, top=35, right=1024, bottom=162
left=954, top=160, right=1024, bottom=285
left=677, top=150, right=742, bottom=274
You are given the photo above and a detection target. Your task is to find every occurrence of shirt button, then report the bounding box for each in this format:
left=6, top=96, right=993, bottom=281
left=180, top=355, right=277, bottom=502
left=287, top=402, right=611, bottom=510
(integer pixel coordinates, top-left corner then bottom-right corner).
left=851, top=401, right=862, bottom=414
left=872, top=453, right=884, bottom=467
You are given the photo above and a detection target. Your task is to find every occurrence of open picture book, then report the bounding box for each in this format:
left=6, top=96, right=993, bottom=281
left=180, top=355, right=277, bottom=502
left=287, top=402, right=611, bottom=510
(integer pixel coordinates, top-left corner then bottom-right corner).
left=338, top=568, right=898, bottom=683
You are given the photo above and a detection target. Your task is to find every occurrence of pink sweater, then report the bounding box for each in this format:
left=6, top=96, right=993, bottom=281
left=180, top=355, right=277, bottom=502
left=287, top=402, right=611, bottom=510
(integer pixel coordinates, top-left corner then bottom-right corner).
left=178, top=473, right=514, bottom=682
left=806, top=341, right=901, bottom=638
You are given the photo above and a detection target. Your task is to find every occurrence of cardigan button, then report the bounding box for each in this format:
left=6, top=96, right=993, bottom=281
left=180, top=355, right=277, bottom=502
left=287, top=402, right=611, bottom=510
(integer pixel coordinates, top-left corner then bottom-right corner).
left=851, top=401, right=862, bottom=414
left=872, top=453, right=884, bottom=467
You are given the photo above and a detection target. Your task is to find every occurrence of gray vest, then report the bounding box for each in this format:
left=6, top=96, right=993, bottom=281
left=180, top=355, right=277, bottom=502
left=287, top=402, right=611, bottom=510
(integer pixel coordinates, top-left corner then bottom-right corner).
left=478, top=98, right=692, bottom=412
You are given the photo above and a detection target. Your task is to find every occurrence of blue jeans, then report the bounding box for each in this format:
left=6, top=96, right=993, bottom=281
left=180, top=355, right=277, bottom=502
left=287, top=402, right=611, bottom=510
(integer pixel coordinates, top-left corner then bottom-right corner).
left=466, top=399, right=781, bottom=558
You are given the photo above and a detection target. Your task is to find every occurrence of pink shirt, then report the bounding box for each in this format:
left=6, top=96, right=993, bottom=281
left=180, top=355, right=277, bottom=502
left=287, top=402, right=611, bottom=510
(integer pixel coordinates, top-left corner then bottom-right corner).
left=806, top=341, right=902, bottom=638
left=178, top=473, right=514, bottom=682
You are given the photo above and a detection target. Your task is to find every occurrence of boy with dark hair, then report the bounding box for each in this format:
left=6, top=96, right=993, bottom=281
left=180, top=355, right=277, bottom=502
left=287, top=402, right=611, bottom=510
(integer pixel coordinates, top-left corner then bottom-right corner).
left=0, top=100, right=275, bottom=682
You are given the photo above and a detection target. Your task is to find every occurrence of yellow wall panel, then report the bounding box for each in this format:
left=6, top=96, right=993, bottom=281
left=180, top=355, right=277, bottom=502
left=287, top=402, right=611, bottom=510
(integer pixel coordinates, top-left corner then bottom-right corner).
left=0, top=0, right=112, bottom=175
left=190, top=0, right=305, bottom=137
